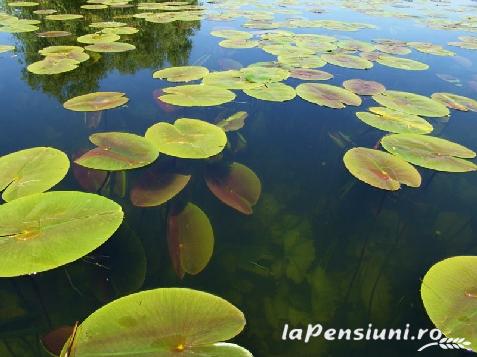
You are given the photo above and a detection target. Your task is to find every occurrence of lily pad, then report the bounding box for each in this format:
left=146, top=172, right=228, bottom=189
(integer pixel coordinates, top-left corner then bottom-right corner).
left=85, top=42, right=136, bottom=53
left=217, top=111, right=248, bottom=132
left=376, top=55, right=429, bottom=70
left=168, top=204, right=214, bottom=278
left=343, top=147, right=421, bottom=191
left=202, top=70, right=260, bottom=90
left=289, top=68, right=333, bottom=80
left=375, top=43, right=411, bottom=55
left=0, top=45, right=14, bottom=53
left=0, top=191, right=123, bottom=277
left=421, top=256, right=477, bottom=346
left=89, top=21, right=126, bottom=28
left=77, top=33, right=120, bottom=44
left=0, top=147, right=69, bottom=202
left=343, top=79, right=385, bottom=96
left=381, top=134, right=477, bottom=172
left=219, top=39, right=258, bottom=49
left=356, top=107, right=433, bottom=134
left=408, top=42, right=455, bottom=56
left=372, top=91, right=450, bottom=117
left=102, top=26, right=139, bottom=35
left=27, top=57, right=79, bottom=75
left=431, top=93, right=477, bottom=112
left=240, top=66, right=289, bottom=83
left=63, top=92, right=129, bottom=111
left=145, top=118, right=227, bottom=159
left=153, top=66, right=210, bottom=82
left=337, top=39, right=375, bottom=52
left=39, top=45, right=89, bottom=62
left=60, top=288, right=249, bottom=356
left=205, top=163, right=261, bottom=214
left=45, top=14, right=83, bottom=21
left=277, top=54, right=326, bottom=68
left=211, top=29, right=252, bottom=39
left=33, top=9, right=57, bottom=15
left=296, top=83, right=362, bottom=108
left=243, top=83, right=296, bottom=102
left=321, top=54, right=373, bottom=70
left=130, top=170, right=191, bottom=207
left=7, top=1, right=38, bottom=7
left=75, top=132, right=159, bottom=171
left=158, top=85, right=236, bottom=107
left=37, top=31, right=71, bottom=38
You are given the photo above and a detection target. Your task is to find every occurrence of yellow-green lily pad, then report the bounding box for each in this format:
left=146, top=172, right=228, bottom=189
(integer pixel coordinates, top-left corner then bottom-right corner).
left=219, top=39, right=258, bottom=49
left=240, top=66, right=289, bottom=83
left=297, top=83, right=362, bottom=108
left=45, top=14, right=83, bottom=21
left=158, top=85, right=235, bottom=107
left=343, top=79, right=385, bottom=96
left=356, top=107, right=433, bottom=134
left=243, top=83, right=296, bottom=102
left=63, top=92, right=128, bottom=111
left=0, top=45, right=14, bottom=53
left=211, top=29, right=252, bottom=39
left=84, top=42, right=135, bottom=53
left=77, top=33, right=120, bottom=44
left=153, top=66, right=210, bottom=82
left=321, top=54, right=373, bottom=70
left=431, top=93, right=477, bottom=112
left=289, top=68, right=333, bottom=80
left=376, top=55, right=429, bottom=70
left=27, top=57, right=79, bottom=75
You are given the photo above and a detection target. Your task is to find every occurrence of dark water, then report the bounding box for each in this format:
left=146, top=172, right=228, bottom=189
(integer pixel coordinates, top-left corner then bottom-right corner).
left=1, top=0, right=477, bottom=356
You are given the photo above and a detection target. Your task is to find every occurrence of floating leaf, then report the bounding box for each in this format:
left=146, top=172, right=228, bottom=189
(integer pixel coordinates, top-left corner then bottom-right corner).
left=205, top=163, right=261, bottom=214
left=243, top=83, right=296, bottom=102
left=63, top=92, right=128, bottom=111
left=158, top=85, right=236, bottom=106
left=89, top=21, right=126, bottom=28
left=75, top=132, right=159, bottom=171
left=218, top=39, right=258, bottom=49
left=356, top=107, right=433, bottom=134
left=343, top=147, right=421, bottom=191
left=407, top=42, right=455, bottom=56
left=81, top=4, right=108, bottom=9
left=37, top=31, right=71, bottom=38
left=0, top=147, right=69, bottom=202
left=376, top=55, right=429, bottom=70
left=217, top=111, right=248, bottom=132
left=211, top=29, right=252, bottom=39
left=153, top=66, right=209, bottom=82
left=375, top=43, right=411, bottom=55
left=321, top=54, right=373, bottom=69
left=421, top=256, right=477, bottom=346
left=7, top=1, right=38, bottom=7
left=102, top=26, right=139, bottom=35
left=27, top=57, right=79, bottom=75
left=289, top=68, right=333, bottom=80
left=33, top=9, right=57, bottom=15
left=85, top=42, right=136, bottom=53
left=0, top=191, right=123, bottom=277
left=240, top=66, right=289, bottom=83
left=0, top=45, right=14, bottom=53
left=262, top=44, right=314, bottom=57
left=77, top=33, right=120, bottom=44
left=60, top=288, right=249, bottom=356
left=296, top=83, right=362, bottom=108
left=342, top=79, right=385, bottom=96
left=337, top=39, right=375, bottom=52
left=277, top=54, right=326, bottom=68
left=72, top=158, right=107, bottom=193
left=431, top=93, right=477, bottom=112
left=45, top=14, right=83, bottom=21
left=145, top=118, right=227, bottom=159
left=39, top=45, right=89, bottom=62
left=130, top=170, right=191, bottom=207
left=381, top=134, right=477, bottom=172
left=372, top=90, right=450, bottom=117
left=202, top=70, right=260, bottom=90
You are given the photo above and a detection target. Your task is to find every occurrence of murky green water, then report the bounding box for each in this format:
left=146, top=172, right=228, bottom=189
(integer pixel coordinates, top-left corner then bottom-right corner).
left=1, top=0, right=477, bottom=356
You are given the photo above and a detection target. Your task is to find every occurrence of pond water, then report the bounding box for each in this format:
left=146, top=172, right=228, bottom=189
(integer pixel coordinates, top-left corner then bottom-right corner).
left=1, top=0, right=477, bottom=356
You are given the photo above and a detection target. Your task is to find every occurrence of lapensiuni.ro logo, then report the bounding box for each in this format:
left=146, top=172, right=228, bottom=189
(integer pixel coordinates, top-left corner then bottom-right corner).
left=281, top=323, right=472, bottom=352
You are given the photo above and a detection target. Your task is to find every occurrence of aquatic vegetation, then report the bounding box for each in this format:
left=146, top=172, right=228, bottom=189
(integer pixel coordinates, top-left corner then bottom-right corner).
left=289, top=68, right=333, bottom=80
left=102, top=26, right=139, bottom=35
left=296, top=83, right=362, bottom=108
left=342, top=79, right=385, bottom=95
left=84, top=42, right=136, bottom=53
left=219, top=39, right=259, bottom=48
left=277, top=54, right=327, bottom=69
left=45, top=14, right=84, bottom=21
left=63, top=92, right=129, bottom=111
left=75, top=132, right=159, bottom=171
left=372, top=90, right=450, bottom=117
left=89, top=21, right=127, bottom=28
left=356, top=107, right=433, bottom=134
left=145, top=118, right=227, bottom=159
left=7, top=1, right=38, bottom=7
left=211, top=29, right=253, bottom=39
left=158, top=84, right=236, bottom=106
left=431, top=93, right=477, bottom=112
left=241, top=66, right=289, bottom=83
left=376, top=55, right=429, bottom=70
left=27, top=57, right=79, bottom=75
left=39, top=45, right=90, bottom=62
left=0, top=147, right=69, bottom=202
left=244, top=83, right=296, bottom=102
left=381, top=134, right=477, bottom=172
left=76, top=33, right=120, bottom=44
left=0, top=191, right=123, bottom=277
left=421, top=257, right=477, bottom=346
left=407, top=41, right=454, bottom=56
left=59, top=288, right=250, bottom=356
left=0, top=45, right=14, bottom=53
left=217, top=111, right=248, bottom=132
left=321, top=53, right=373, bottom=70
left=343, top=147, right=421, bottom=191
left=153, top=66, right=210, bottom=82
left=37, top=31, right=71, bottom=38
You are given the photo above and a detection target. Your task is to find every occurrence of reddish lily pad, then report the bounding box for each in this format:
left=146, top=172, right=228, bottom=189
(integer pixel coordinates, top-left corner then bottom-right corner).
left=342, top=79, right=385, bottom=96
left=431, top=93, right=477, bottom=112
left=296, top=83, right=362, bottom=108
left=321, top=54, right=373, bottom=70
left=63, top=92, right=128, bottom=112
left=289, top=68, right=333, bottom=81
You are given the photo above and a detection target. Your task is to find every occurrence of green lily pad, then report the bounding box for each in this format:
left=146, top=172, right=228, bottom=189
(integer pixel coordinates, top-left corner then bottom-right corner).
left=89, top=21, right=126, bottom=28
left=153, top=66, right=210, bottom=82
left=37, top=31, right=71, bottom=38
left=39, top=45, right=90, bottom=63
left=243, top=83, right=296, bottom=102
left=219, top=39, right=258, bottom=49
left=0, top=147, right=69, bottom=202
left=372, top=91, right=450, bottom=117
left=240, top=66, right=289, bottom=83
left=60, top=288, right=249, bottom=356
left=0, top=191, right=123, bottom=277
left=0, top=23, right=38, bottom=33
left=376, top=55, right=429, bottom=70
left=84, top=42, right=136, bottom=53
left=375, top=43, right=411, bottom=55
left=211, top=29, right=252, bottom=39
left=45, top=14, right=83, bottom=21
left=337, top=39, right=375, bottom=52
left=421, top=256, right=477, bottom=346
left=277, top=54, right=326, bottom=68
left=343, top=147, right=421, bottom=191
left=431, top=93, right=477, bottom=112
left=168, top=204, right=214, bottom=278
left=27, top=57, right=79, bottom=75
left=33, top=9, right=57, bottom=15
left=130, top=170, right=191, bottom=207
left=205, top=163, right=261, bottom=214
left=0, top=45, right=14, bottom=53
left=262, top=44, right=314, bottom=56
left=77, top=33, right=120, bottom=44
left=343, top=79, right=385, bottom=96
left=7, top=1, right=38, bottom=7
left=63, top=92, right=128, bottom=111
left=381, top=134, right=477, bottom=172
left=321, top=54, right=373, bottom=70
left=289, top=68, right=333, bottom=80
left=217, top=111, right=248, bottom=132
left=145, top=118, right=227, bottom=159
left=356, top=107, right=433, bottom=134
left=158, top=85, right=236, bottom=107
left=81, top=4, right=108, bottom=9
left=202, top=70, right=260, bottom=90
left=75, top=132, right=159, bottom=171
left=407, top=42, right=455, bottom=56
left=102, top=26, right=139, bottom=35
left=296, top=83, right=362, bottom=108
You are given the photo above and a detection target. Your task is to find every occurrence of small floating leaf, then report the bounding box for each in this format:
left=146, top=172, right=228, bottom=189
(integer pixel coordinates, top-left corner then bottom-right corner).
left=321, top=54, right=373, bottom=70
left=0, top=45, right=14, bottom=53
left=342, top=79, right=385, bottom=96
left=145, top=118, right=227, bottom=159
left=77, top=33, right=120, bottom=44
left=277, top=54, right=326, bottom=68
left=240, top=66, right=289, bottom=83
left=85, top=42, right=136, bottom=53
left=45, top=14, right=83, bottom=21
left=75, top=132, right=159, bottom=171
left=0, top=191, right=123, bottom=277
left=431, top=93, right=477, bottom=112
left=63, top=92, right=128, bottom=111
left=89, top=21, right=126, bottom=28
left=27, top=57, right=79, bottom=75
left=7, top=1, right=38, bottom=7
left=153, top=66, right=209, bottom=82
left=356, top=107, right=433, bottom=134
left=102, top=26, right=138, bottom=35
left=243, top=83, right=296, bottom=102
left=296, top=83, right=362, bottom=108
left=219, top=39, right=258, bottom=48
left=289, top=68, right=333, bottom=81
left=211, top=29, right=252, bottom=39
left=37, top=31, right=71, bottom=38
left=343, top=147, right=421, bottom=191
left=0, top=147, right=69, bottom=202
left=381, top=133, right=477, bottom=172
left=205, top=163, right=261, bottom=214
left=217, top=111, right=248, bottom=132
left=376, top=55, right=429, bottom=70
left=158, top=85, right=236, bottom=106
left=168, top=204, right=214, bottom=278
